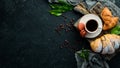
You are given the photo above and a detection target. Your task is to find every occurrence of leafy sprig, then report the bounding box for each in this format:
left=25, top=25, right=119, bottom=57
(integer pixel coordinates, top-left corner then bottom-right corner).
left=79, top=49, right=89, bottom=60
left=49, top=2, right=74, bottom=16
left=111, top=25, right=120, bottom=35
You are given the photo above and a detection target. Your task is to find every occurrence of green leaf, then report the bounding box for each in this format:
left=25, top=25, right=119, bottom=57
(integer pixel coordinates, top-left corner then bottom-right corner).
left=49, top=10, right=62, bottom=16
left=49, top=2, right=73, bottom=16
left=111, top=25, right=120, bottom=35
left=79, top=49, right=89, bottom=61
left=50, top=4, right=56, bottom=9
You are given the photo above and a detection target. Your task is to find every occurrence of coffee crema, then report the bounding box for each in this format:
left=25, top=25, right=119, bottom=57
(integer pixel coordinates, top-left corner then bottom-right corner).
left=86, top=20, right=98, bottom=32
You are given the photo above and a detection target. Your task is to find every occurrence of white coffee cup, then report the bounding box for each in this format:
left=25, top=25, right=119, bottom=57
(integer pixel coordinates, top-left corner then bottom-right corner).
left=79, top=14, right=103, bottom=38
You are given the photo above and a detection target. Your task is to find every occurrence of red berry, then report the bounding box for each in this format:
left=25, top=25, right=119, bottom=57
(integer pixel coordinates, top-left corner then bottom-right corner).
left=80, top=29, right=87, bottom=37
left=78, top=23, right=85, bottom=30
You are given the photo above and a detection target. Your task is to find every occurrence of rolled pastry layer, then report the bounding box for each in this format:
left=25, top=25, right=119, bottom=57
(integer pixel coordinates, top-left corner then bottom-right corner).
left=90, top=34, right=120, bottom=54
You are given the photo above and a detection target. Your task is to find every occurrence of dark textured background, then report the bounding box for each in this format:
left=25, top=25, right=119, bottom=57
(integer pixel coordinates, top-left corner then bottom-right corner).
left=0, top=0, right=120, bottom=68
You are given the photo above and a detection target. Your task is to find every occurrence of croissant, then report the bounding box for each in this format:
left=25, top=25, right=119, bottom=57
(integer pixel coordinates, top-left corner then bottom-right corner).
left=101, top=7, right=119, bottom=30
left=90, top=34, right=120, bottom=54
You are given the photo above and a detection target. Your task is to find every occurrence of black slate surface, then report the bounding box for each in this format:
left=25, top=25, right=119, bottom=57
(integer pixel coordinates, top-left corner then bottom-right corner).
left=0, top=0, right=120, bottom=68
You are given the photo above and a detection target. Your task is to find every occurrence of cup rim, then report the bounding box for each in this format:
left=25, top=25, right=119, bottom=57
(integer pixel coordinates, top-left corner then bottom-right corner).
left=85, top=19, right=99, bottom=33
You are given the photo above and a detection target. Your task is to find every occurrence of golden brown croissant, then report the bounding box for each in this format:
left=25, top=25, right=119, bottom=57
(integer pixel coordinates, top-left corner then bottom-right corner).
left=90, top=34, right=120, bottom=54
left=101, top=7, right=119, bottom=30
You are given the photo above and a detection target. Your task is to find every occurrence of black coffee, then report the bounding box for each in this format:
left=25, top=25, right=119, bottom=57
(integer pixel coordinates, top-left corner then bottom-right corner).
left=86, top=20, right=98, bottom=32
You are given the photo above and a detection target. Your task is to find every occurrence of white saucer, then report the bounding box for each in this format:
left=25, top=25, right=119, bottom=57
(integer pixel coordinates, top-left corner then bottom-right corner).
left=79, top=14, right=103, bottom=38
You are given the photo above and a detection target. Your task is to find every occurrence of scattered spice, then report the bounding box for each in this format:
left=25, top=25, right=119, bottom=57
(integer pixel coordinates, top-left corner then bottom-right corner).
left=55, top=15, right=80, bottom=53
left=60, top=40, right=80, bottom=53
left=64, top=40, right=69, bottom=45
left=59, top=24, right=65, bottom=29
left=55, top=27, right=61, bottom=35
left=70, top=18, right=75, bottom=23
left=55, top=15, right=75, bottom=34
